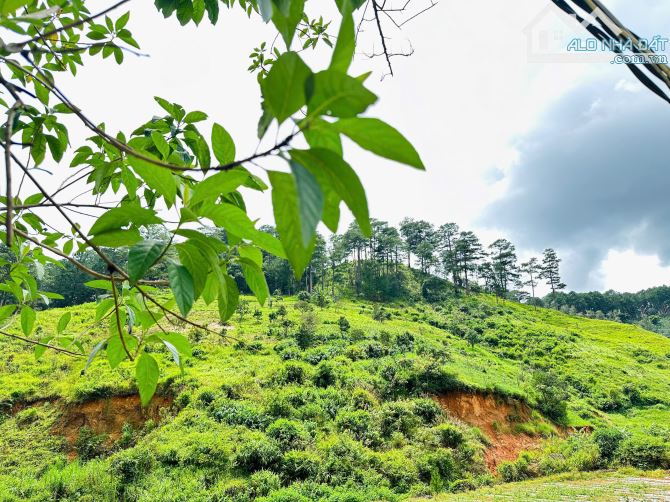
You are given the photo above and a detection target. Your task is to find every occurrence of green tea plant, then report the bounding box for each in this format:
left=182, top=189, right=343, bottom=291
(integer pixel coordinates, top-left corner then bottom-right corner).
left=0, top=0, right=424, bottom=404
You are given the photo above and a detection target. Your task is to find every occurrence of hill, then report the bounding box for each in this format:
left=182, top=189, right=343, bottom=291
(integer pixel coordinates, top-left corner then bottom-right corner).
left=1, top=295, right=669, bottom=500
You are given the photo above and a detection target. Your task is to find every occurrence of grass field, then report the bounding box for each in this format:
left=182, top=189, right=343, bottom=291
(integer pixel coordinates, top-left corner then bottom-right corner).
left=0, top=294, right=669, bottom=500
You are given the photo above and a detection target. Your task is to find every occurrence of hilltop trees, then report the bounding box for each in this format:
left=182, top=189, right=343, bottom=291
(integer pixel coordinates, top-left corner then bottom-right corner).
left=520, top=258, right=541, bottom=302
left=541, top=249, right=566, bottom=295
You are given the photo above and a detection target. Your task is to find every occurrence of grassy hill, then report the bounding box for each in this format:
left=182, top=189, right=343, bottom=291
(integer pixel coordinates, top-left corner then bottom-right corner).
left=0, top=295, right=669, bottom=501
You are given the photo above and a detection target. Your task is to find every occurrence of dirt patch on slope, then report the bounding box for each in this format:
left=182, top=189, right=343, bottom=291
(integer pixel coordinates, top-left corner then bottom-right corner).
left=53, top=395, right=172, bottom=455
left=434, top=391, right=552, bottom=473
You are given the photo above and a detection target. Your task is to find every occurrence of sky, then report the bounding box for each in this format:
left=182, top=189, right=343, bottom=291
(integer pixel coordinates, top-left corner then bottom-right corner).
left=46, top=0, right=670, bottom=293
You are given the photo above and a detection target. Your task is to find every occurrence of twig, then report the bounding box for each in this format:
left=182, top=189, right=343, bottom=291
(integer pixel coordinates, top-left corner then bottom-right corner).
left=0, top=329, right=84, bottom=357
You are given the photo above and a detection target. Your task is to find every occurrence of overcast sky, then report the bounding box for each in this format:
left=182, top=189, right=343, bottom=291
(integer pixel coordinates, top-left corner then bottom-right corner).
left=51, top=0, right=670, bottom=293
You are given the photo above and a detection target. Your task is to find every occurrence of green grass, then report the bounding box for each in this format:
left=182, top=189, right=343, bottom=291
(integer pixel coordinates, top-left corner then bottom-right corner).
left=0, top=294, right=669, bottom=500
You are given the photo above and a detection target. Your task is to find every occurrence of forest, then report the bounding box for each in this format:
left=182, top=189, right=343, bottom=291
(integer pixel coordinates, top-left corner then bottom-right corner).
left=31, top=220, right=565, bottom=308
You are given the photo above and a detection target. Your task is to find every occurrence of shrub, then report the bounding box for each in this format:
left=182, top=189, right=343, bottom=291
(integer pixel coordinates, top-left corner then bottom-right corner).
left=234, top=435, right=282, bottom=473
left=74, top=427, right=107, bottom=461
left=319, top=436, right=369, bottom=485
left=416, top=449, right=459, bottom=485
left=280, top=450, right=321, bottom=482
left=530, top=370, right=569, bottom=422
left=211, top=400, right=269, bottom=429
left=351, top=388, right=378, bottom=410
left=435, top=424, right=465, bottom=449
left=336, top=410, right=373, bottom=442
left=593, top=427, right=627, bottom=462
left=616, top=434, right=670, bottom=469
left=378, top=401, right=420, bottom=438
left=295, top=311, right=319, bottom=349
left=249, top=470, right=281, bottom=498
left=275, top=362, right=309, bottom=385
left=498, top=453, right=533, bottom=482
left=412, top=398, right=442, bottom=425
left=266, top=419, right=310, bottom=451
left=374, top=451, right=419, bottom=491
left=338, top=316, right=350, bottom=334
left=111, top=448, right=153, bottom=485
left=296, top=291, right=311, bottom=302
left=313, top=361, right=337, bottom=388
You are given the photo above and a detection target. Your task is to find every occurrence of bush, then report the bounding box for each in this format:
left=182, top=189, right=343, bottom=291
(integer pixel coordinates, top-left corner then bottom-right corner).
left=280, top=450, right=321, bottom=482
left=530, top=370, right=569, bottom=422
left=266, top=419, right=310, bottom=451
left=336, top=410, right=373, bottom=442
left=378, top=401, right=420, bottom=438
left=111, top=448, right=153, bottom=485
left=338, top=316, right=350, bottom=334
left=249, top=470, right=281, bottom=498
left=234, top=435, right=282, bottom=473
left=616, top=434, right=670, bottom=469
left=498, top=453, right=533, bottom=482
left=211, top=400, right=269, bottom=429
left=296, top=291, right=311, bottom=302
left=593, top=427, right=627, bottom=462
left=435, top=424, right=465, bottom=449
left=275, top=362, right=309, bottom=385
left=412, top=398, right=442, bottom=425
left=74, top=427, right=107, bottom=461
left=295, top=311, right=319, bottom=349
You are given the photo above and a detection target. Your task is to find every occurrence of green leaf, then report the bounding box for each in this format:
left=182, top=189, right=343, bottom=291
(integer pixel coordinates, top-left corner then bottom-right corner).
left=306, top=70, right=377, bottom=118
left=303, top=118, right=342, bottom=155
left=258, top=0, right=273, bottom=22
left=184, top=111, right=208, bottom=123
left=330, top=0, right=355, bottom=72
left=1, top=0, right=30, bottom=15
left=211, top=123, right=236, bottom=165
left=127, top=154, right=178, bottom=206
left=167, top=262, right=195, bottom=316
left=151, top=131, right=170, bottom=159
left=219, top=275, right=239, bottom=322
left=90, top=228, right=142, bottom=247
left=177, top=242, right=207, bottom=298
left=189, top=169, right=249, bottom=207
left=34, top=336, right=52, bottom=361
left=20, top=306, right=35, bottom=337
left=271, top=0, right=304, bottom=47
left=85, top=280, right=114, bottom=291
left=0, top=304, right=16, bottom=323
left=158, top=332, right=192, bottom=356
left=240, top=258, right=270, bottom=305
left=135, top=352, right=159, bottom=406
left=57, top=312, right=71, bottom=334
left=107, top=332, right=138, bottom=369
left=96, top=298, right=115, bottom=320
left=333, top=118, right=425, bottom=169
left=83, top=340, right=106, bottom=374
left=290, top=148, right=371, bottom=236
left=128, top=240, right=165, bottom=284
left=290, top=160, right=323, bottom=246
left=89, top=204, right=161, bottom=236
left=261, top=51, right=312, bottom=124
left=269, top=170, right=315, bottom=277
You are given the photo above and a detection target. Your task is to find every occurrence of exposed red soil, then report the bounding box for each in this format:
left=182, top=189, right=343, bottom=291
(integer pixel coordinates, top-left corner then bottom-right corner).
left=434, top=391, right=552, bottom=473
left=52, top=395, right=173, bottom=457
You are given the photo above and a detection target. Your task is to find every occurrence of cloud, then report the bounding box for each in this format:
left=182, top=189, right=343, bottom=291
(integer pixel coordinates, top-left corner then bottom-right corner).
left=480, top=77, right=670, bottom=290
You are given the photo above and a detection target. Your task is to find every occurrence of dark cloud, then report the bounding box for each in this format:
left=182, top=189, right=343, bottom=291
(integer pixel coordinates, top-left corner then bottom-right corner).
left=481, top=79, right=670, bottom=290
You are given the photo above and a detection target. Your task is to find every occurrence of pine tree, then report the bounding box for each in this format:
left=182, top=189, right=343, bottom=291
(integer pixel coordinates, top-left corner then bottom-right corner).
left=520, top=257, right=542, bottom=301
left=540, top=249, right=566, bottom=295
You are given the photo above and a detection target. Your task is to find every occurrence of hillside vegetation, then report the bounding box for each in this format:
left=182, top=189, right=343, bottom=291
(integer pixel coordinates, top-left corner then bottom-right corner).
left=1, top=295, right=669, bottom=501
